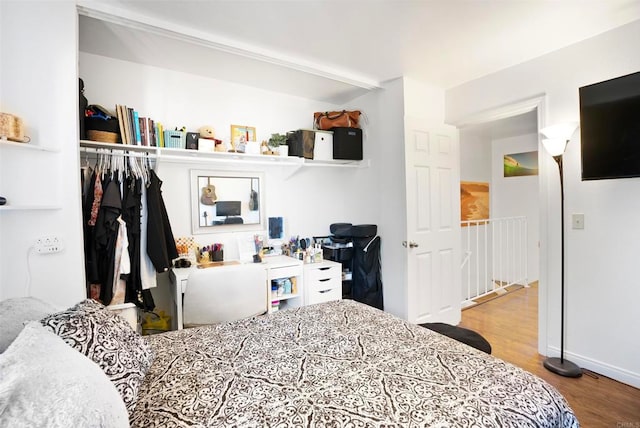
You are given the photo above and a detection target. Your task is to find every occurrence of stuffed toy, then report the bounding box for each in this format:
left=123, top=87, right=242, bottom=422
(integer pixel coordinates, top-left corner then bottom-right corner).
left=198, top=125, right=215, bottom=139
left=198, top=125, right=225, bottom=152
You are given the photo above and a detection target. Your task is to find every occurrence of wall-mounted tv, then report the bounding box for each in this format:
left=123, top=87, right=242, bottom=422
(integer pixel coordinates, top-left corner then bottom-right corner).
left=579, top=71, right=640, bottom=181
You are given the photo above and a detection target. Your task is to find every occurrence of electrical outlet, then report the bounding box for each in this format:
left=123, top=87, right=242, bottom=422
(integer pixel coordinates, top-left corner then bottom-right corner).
left=572, top=213, right=585, bottom=230
left=35, top=236, right=64, bottom=254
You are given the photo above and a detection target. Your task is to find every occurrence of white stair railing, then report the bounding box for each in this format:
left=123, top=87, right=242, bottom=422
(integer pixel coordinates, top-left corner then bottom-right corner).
left=461, top=216, right=528, bottom=307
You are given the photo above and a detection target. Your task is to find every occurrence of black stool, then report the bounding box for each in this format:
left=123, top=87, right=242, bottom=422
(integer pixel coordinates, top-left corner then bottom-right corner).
left=420, top=322, right=492, bottom=354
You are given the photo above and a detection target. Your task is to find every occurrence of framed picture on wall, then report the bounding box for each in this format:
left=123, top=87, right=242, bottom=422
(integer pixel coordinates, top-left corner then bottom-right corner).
left=460, top=181, right=489, bottom=225
left=504, top=151, right=538, bottom=177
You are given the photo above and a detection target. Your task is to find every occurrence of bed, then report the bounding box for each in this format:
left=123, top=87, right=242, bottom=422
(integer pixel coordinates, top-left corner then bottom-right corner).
left=0, top=298, right=579, bottom=427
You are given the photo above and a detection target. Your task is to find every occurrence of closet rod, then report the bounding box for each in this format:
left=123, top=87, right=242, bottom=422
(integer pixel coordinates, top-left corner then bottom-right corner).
left=80, top=147, right=157, bottom=159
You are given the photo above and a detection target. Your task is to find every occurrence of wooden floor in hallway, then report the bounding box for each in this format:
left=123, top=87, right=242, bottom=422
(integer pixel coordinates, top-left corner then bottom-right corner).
left=459, top=283, right=640, bottom=427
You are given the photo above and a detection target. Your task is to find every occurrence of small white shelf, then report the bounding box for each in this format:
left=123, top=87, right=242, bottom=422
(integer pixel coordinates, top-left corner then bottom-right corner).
left=0, top=205, right=62, bottom=211
left=1, top=139, right=58, bottom=152
left=271, top=293, right=300, bottom=302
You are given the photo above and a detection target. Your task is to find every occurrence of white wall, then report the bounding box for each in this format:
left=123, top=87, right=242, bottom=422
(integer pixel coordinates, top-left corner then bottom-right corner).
left=446, top=19, right=640, bottom=388
left=374, top=78, right=407, bottom=319
left=460, top=131, right=492, bottom=183
left=0, top=1, right=85, bottom=308
left=491, top=133, right=539, bottom=282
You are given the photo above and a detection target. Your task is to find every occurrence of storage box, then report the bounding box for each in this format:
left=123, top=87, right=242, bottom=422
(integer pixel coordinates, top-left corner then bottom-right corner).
left=185, top=132, right=199, bottom=150
left=164, top=130, right=186, bottom=149
left=286, top=129, right=315, bottom=159
left=198, top=138, right=215, bottom=152
left=313, top=130, right=333, bottom=160
left=331, top=127, right=363, bottom=160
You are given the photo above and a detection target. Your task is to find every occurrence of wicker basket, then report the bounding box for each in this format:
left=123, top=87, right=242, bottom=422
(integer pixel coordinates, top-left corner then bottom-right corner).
left=0, top=112, right=26, bottom=142
left=87, top=129, right=120, bottom=143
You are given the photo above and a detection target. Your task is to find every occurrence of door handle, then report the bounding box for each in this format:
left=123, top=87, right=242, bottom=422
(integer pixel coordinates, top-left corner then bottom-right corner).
left=402, top=241, right=419, bottom=248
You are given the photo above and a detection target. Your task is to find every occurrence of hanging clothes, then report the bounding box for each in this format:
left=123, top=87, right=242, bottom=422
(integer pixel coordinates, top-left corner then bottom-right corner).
left=111, top=216, right=130, bottom=305
left=140, top=181, right=157, bottom=290
left=82, top=170, right=99, bottom=286
left=80, top=150, right=176, bottom=310
left=94, top=177, right=122, bottom=305
left=146, top=169, right=178, bottom=273
left=122, top=175, right=155, bottom=311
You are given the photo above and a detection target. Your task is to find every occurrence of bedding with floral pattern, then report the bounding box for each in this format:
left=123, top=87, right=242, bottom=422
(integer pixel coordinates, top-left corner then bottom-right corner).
left=130, top=299, right=579, bottom=427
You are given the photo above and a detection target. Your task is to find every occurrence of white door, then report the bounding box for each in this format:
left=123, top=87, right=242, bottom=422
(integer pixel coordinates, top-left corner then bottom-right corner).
left=404, top=119, right=461, bottom=325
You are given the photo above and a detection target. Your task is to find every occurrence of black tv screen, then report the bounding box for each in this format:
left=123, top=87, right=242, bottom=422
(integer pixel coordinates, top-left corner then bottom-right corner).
left=579, top=71, right=640, bottom=180
left=216, top=201, right=241, bottom=217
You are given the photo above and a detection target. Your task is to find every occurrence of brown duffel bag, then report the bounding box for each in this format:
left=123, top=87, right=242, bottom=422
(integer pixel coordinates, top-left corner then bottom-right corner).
left=313, top=110, right=361, bottom=130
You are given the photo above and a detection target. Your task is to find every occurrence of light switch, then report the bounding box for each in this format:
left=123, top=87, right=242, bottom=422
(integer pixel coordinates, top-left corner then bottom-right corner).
left=572, top=213, right=585, bottom=230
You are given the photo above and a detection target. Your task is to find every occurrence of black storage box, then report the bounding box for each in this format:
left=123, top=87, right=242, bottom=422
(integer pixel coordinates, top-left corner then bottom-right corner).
left=286, top=129, right=315, bottom=159
left=331, top=127, right=362, bottom=160
left=186, top=132, right=199, bottom=150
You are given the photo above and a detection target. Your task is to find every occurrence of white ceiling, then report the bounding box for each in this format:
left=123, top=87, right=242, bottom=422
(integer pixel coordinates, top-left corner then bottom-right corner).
left=102, top=0, right=640, bottom=89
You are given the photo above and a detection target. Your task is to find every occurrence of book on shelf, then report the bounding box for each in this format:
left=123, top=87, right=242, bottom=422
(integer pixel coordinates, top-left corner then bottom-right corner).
left=139, top=116, right=147, bottom=146
left=121, top=105, right=133, bottom=144
left=115, top=105, right=127, bottom=144
left=126, top=107, right=135, bottom=145
left=132, top=111, right=142, bottom=145
left=147, top=118, right=155, bottom=147
left=156, top=122, right=164, bottom=147
left=113, top=104, right=163, bottom=147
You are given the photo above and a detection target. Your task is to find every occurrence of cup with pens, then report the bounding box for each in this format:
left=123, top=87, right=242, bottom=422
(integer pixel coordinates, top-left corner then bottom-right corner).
left=212, top=243, right=223, bottom=261
left=198, top=243, right=223, bottom=263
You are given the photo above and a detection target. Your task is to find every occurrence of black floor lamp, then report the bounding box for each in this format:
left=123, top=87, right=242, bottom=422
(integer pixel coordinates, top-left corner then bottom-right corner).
left=540, top=123, right=582, bottom=378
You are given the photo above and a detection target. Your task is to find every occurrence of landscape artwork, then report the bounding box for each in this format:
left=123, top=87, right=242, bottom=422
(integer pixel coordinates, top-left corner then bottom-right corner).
left=460, top=181, right=489, bottom=225
left=503, top=151, right=538, bottom=177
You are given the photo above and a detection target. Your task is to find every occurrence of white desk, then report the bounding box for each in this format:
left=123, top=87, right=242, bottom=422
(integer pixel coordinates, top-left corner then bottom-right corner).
left=170, top=255, right=303, bottom=330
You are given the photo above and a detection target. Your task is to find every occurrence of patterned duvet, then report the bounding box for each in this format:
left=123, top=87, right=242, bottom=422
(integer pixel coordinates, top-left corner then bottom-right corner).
left=131, top=300, right=579, bottom=427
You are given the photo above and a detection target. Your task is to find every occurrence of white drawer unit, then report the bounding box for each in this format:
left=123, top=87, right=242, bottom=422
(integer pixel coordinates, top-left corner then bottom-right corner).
left=304, top=260, right=342, bottom=305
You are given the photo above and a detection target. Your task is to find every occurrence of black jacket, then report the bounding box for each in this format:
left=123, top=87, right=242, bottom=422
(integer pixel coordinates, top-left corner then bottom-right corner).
left=146, top=170, right=178, bottom=273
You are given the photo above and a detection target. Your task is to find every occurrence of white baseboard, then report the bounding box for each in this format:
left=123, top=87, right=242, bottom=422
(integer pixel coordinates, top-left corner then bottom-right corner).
left=546, top=346, right=640, bottom=389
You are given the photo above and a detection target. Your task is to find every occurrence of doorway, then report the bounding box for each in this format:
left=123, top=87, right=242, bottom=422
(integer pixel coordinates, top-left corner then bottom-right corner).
left=455, top=96, right=547, bottom=353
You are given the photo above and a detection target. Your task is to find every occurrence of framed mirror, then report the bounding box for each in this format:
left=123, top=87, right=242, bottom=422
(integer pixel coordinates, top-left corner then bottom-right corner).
left=190, top=169, right=265, bottom=234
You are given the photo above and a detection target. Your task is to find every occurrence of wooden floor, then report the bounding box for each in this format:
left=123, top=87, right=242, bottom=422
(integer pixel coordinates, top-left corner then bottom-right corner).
left=459, top=283, right=640, bottom=427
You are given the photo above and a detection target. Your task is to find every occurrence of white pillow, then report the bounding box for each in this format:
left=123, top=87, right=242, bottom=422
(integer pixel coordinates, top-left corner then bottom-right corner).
left=0, top=322, right=129, bottom=428
left=0, top=297, right=59, bottom=353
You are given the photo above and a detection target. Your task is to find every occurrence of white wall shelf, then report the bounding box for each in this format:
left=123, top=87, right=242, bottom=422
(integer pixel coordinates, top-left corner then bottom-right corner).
left=79, top=140, right=367, bottom=177
left=1, top=139, right=59, bottom=152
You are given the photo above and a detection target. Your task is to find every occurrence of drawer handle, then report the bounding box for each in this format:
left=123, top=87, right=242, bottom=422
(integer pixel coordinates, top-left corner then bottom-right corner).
left=319, top=267, right=331, bottom=271
left=319, top=289, right=332, bottom=293
left=319, top=278, right=331, bottom=282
